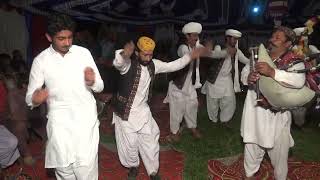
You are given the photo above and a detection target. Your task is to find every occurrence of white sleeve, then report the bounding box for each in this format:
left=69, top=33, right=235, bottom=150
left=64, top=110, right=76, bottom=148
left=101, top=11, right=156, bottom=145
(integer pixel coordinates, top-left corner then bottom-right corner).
left=241, top=64, right=250, bottom=85
left=309, top=45, right=320, bottom=54
left=209, top=45, right=228, bottom=59
left=274, top=62, right=306, bottom=88
left=113, top=49, right=131, bottom=75
left=177, top=45, right=190, bottom=57
left=238, top=50, right=250, bottom=64
left=25, top=58, right=44, bottom=107
left=153, top=54, right=192, bottom=74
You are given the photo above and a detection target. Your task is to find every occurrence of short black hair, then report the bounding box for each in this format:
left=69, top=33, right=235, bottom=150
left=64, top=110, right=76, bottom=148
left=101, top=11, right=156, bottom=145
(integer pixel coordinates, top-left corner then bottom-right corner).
left=47, top=14, right=76, bottom=37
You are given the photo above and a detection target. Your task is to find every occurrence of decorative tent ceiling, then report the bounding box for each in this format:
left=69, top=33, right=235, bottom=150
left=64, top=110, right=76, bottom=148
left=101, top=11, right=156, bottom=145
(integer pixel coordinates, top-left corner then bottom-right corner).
left=8, top=0, right=242, bottom=25
left=8, top=0, right=320, bottom=26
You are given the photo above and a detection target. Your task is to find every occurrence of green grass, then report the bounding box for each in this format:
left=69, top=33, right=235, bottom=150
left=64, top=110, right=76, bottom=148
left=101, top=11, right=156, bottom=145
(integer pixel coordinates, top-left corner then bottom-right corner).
left=100, top=92, right=320, bottom=179
left=171, top=94, right=245, bottom=180
left=292, top=128, right=320, bottom=161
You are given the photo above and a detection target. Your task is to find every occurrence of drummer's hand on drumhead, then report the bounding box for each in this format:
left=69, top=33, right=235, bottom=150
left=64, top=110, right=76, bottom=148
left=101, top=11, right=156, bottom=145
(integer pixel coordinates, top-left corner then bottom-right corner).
left=248, top=71, right=260, bottom=84
left=255, top=62, right=275, bottom=78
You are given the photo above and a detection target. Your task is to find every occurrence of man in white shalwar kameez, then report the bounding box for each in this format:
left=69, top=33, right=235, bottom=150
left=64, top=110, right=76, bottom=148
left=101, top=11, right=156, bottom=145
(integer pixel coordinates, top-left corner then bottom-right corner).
left=291, top=27, right=320, bottom=127
left=112, top=36, right=206, bottom=179
left=26, top=14, right=103, bottom=180
left=241, top=26, right=304, bottom=180
left=163, top=22, right=203, bottom=141
left=201, top=29, right=249, bottom=125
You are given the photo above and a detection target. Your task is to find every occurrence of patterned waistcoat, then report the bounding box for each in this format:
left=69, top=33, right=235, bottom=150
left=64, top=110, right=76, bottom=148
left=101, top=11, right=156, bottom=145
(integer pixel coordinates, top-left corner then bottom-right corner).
left=114, top=57, right=155, bottom=120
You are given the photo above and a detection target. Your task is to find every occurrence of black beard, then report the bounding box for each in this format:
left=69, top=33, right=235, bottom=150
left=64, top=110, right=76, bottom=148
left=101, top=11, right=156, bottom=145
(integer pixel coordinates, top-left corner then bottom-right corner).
left=138, top=59, right=151, bottom=66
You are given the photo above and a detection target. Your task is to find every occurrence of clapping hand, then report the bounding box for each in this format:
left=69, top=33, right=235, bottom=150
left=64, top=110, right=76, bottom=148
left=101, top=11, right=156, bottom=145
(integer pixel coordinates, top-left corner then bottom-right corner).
left=190, top=47, right=210, bottom=60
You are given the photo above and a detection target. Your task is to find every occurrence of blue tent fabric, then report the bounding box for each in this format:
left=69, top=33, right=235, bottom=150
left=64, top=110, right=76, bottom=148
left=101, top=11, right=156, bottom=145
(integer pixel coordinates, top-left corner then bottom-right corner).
left=8, top=0, right=320, bottom=27
left=9, top=0, right=234, bottom=25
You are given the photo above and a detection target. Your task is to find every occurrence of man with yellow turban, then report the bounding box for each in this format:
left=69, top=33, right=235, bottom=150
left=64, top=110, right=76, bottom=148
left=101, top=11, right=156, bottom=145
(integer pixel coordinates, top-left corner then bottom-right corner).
left=112, top=36, right=207, bottom=179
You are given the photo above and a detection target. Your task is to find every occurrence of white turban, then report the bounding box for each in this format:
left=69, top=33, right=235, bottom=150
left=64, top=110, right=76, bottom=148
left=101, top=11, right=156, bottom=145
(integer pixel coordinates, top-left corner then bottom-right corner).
left=225, top=29, right=242, bottom=92
left=293, top=27, right=307, bottom=36
left=225, top=29, right=242, bottom=38
left=182, top=22, right=202, bottom=34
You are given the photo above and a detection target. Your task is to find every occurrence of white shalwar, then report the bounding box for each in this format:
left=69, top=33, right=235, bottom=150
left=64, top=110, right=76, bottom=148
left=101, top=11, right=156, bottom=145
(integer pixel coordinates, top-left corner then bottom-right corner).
left=291, top=44, right=320, bottom=126
left=241, top=63, right=306, bottom=180
left=0, top=125, right=20, bottom=168
left=113, top=50, right=193, bottom=175
left=163, top=44, right=202, bottom=134
left=201, top=48, right=249, bottom=122
left=26, top=45, right=103, bottom=179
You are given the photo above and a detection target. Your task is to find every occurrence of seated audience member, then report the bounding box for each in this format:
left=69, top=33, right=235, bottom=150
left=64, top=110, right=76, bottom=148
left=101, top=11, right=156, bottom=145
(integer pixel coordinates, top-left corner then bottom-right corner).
left=11, top=49, right=28, bottom=73
left=0, top=78, right=20, bottom=170
left=0, top=53, right=13, bottom=75
left=4, top=73, right=34, bottom=165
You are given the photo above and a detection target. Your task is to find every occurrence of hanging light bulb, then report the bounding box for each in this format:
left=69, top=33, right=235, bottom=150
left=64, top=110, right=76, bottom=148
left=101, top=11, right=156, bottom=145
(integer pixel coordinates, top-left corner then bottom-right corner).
left=251, top=0, right=261, bottom=15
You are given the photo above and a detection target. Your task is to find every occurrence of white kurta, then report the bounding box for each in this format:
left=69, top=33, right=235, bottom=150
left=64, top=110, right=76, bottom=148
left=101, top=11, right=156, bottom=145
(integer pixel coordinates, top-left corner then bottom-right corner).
left=201, top=47, right=249, bottom=122
left=201, top=47, right=250, bottom=97
left=26, top=45, right=104, bottom=168
left=163, top=44, right=200, bottom=134
left=241, top=62, right=306, bottom=179
left=112, top=49, right=192, bottom=175
left=292, top=44, right=320, bottom=54
left=308, top=44, right=320, bottom=54
left=291, top=44, right=320, bottom=126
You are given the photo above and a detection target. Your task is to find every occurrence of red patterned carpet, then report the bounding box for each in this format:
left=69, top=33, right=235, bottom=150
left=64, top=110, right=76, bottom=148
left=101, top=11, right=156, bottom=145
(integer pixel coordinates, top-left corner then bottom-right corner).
left=3, top=95, right=320, bottom=179
left=3, top=95, right=185, bottom=179
left=208, top=155, right=320, bottom=180
left=3, top=140, right=184, bottom=180
left=99, top=146, right=184, bottom=180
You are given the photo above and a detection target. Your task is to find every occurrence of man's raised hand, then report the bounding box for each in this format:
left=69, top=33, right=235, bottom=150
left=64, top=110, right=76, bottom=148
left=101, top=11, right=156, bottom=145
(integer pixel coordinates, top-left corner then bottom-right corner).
left=190, top=47, right=210, bottom=60
left=121, top=41, right=135, bottom=59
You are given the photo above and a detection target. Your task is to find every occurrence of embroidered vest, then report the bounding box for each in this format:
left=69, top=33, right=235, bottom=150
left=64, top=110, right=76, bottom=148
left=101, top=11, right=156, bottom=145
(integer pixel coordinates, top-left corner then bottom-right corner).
left=114, top=57, right=155, bottom=120
left=171, top=44, right=196, bottom=89
left=205, top=57, right=225, bottom=84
